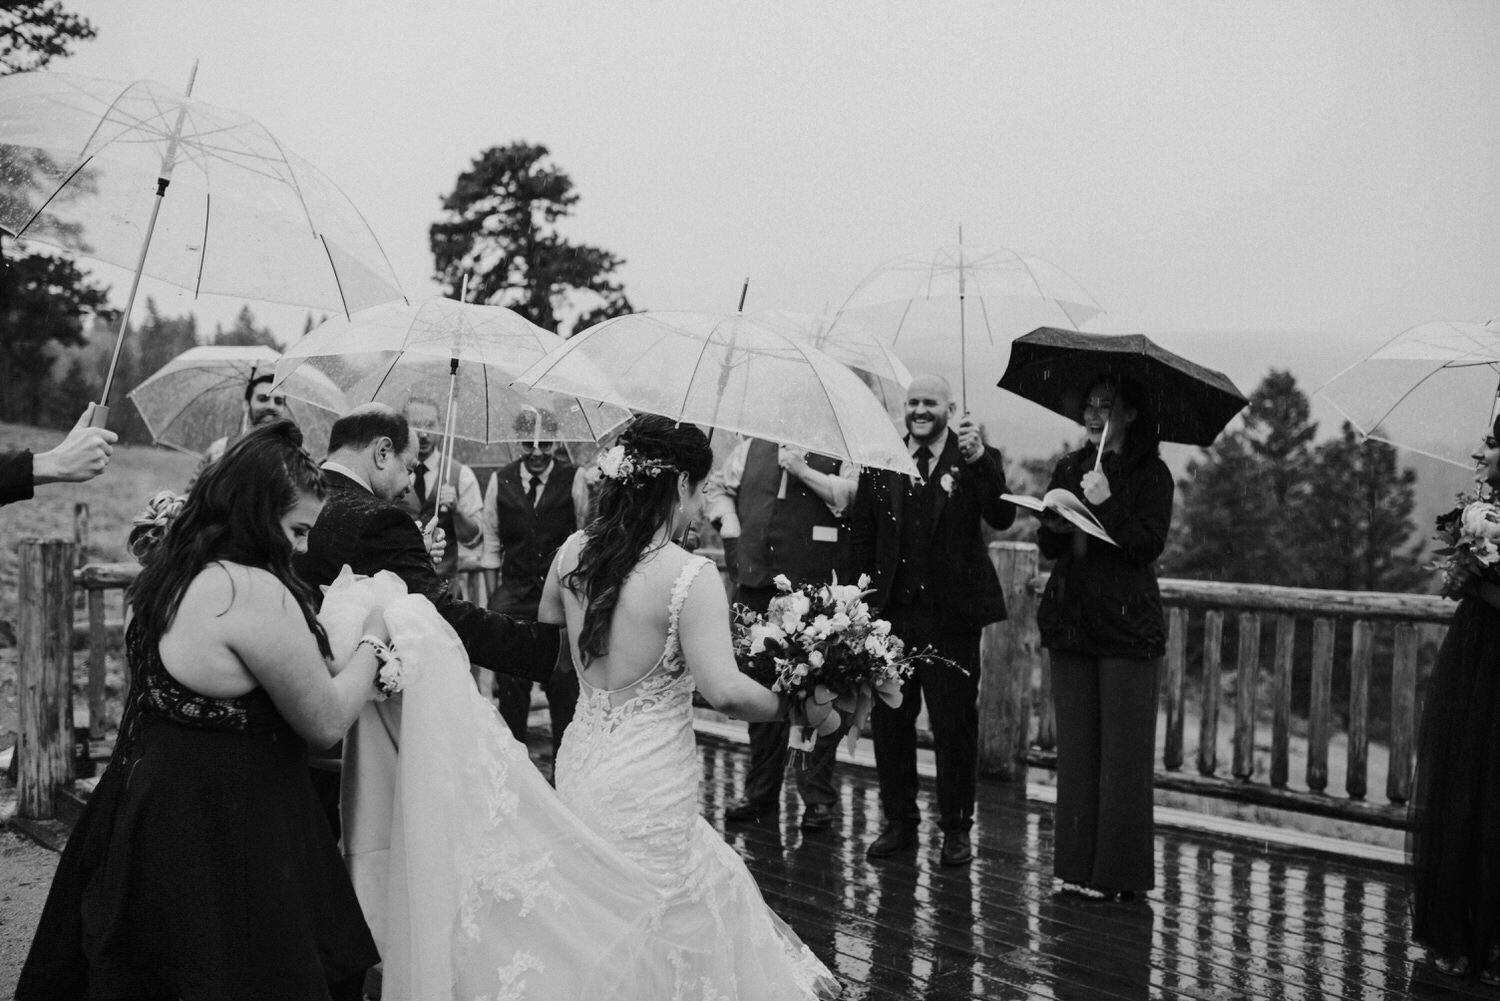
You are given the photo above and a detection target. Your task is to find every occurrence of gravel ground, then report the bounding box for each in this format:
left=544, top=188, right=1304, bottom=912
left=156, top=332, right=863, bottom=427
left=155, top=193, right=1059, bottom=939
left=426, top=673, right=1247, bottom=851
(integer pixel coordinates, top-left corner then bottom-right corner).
left=0, top=808, right=60, bottom=998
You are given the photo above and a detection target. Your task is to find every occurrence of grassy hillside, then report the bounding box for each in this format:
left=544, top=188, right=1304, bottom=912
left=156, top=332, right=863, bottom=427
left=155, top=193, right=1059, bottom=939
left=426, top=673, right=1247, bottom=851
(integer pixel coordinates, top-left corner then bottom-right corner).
left=0, top=422, right=198, bottom=625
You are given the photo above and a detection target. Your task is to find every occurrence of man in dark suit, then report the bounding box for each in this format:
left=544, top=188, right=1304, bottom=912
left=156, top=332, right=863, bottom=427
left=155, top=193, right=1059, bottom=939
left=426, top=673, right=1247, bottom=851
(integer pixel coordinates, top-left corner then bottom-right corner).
left=849, top=373, right=1014, bottom=867
left=0, top=407, right=116, bottom=506
left=483, top=409, right=586, bottom=760
left=296, top=402, right=559, bottom=684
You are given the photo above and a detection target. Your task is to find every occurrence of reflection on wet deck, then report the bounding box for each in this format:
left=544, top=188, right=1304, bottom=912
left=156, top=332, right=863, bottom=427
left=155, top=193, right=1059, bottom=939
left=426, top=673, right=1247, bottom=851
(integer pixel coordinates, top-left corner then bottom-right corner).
left=684, top=732, right=1479, bottom=1001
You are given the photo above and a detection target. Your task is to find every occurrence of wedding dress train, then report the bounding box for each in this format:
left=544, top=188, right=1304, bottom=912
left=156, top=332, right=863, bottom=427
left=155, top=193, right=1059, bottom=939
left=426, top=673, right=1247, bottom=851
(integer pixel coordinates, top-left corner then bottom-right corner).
left=321, top=564, right=839, bottom=1001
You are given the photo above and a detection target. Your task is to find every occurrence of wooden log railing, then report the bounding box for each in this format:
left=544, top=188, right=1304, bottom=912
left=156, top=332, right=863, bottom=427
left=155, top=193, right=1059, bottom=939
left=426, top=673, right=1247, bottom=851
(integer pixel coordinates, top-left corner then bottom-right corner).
left=977, top=541, right=1453, bottom=829
left=17, top=540, right=1452, bottom=831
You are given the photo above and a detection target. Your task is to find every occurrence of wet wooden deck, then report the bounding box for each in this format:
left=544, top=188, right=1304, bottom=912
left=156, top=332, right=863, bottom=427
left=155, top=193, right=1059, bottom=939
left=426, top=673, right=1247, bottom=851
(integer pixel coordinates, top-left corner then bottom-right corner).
left=28, top=722, right=1475, bottom=1000
left=673, top=728, right=1476, bottom=1001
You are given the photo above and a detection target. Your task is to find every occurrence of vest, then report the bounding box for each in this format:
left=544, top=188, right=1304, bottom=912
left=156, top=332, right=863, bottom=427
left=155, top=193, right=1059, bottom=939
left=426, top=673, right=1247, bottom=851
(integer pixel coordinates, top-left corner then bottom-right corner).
left=891, top=470, right=939, bottom=606
left=397, top=455, right=462, bottom=578
left=495, top=461, right=579, bottom=602
left=735, top=439, right=849, bottom=590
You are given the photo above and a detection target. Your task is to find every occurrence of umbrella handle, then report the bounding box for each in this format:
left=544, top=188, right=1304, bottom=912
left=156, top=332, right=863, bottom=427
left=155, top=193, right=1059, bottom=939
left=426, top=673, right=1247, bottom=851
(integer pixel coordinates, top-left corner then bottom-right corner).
left=1094, top=416, right=1109, bottom=472
left=426, top=358, right=461, bottom=535
left=86, top=402, right=109, bottom=430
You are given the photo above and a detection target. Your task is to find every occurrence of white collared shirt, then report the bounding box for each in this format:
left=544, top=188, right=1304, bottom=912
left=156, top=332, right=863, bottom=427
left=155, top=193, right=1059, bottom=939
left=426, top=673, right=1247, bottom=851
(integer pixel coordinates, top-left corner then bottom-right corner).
left=908, top=429, right=949, bottom=471
left=520, top=459, right=554, bottom=501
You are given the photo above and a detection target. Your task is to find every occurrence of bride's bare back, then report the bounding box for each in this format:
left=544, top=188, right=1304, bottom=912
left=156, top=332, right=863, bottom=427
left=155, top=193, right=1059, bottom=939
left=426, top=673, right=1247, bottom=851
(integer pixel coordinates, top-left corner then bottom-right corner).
left=539, top=534, right=783, bottom=721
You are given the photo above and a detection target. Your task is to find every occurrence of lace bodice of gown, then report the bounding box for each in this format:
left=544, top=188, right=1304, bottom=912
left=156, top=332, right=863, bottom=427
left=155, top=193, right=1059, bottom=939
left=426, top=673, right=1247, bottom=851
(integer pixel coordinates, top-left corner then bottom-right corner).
left=555, top=550, right=712, bottom=885
left=115, top=618, right=292, bottom=760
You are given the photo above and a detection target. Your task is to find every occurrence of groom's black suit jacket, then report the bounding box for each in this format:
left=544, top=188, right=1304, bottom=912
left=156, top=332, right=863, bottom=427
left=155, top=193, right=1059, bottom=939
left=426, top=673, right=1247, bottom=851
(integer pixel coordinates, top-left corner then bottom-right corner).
left=296, top=469, right=556, bottom=683
left=849, top=433, right=1015, bottom=631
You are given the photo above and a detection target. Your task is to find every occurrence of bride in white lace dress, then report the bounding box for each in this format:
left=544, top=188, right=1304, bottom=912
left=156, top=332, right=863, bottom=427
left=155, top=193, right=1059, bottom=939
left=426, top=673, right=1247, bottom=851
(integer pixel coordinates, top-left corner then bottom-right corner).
left=545, top=415, right=838, bottom=999
left=328, top=415, right=838, bottom=1000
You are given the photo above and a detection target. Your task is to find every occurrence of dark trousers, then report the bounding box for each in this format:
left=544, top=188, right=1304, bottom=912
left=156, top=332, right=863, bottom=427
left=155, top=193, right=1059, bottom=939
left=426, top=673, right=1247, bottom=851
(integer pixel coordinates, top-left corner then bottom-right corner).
left=871, top=602, right=982, bottom=833
left=734, top=583, right=841, bottom=809
left=1049, top=649, right=1162, bottom=892
left=490, top=590, right=578, bottom=762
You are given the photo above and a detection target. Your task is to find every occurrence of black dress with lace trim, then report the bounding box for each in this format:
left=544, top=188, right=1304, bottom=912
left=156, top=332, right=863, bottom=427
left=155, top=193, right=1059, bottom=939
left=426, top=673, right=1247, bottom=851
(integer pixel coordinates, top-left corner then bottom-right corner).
left=16, top=618, right=378, bottom=1001
left=1409, top=594, right=1500, bottom=970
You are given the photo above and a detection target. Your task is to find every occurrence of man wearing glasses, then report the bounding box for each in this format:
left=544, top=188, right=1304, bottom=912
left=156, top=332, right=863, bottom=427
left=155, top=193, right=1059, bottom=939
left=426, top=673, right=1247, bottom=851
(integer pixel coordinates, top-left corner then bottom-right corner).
left=482, top=409, right=591, bottom=768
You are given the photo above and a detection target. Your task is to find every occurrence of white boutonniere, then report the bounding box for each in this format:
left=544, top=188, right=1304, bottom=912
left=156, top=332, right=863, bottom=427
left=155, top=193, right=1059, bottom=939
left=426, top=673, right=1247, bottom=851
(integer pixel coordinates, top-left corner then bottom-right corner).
left=939, top=466, right=958, bottom=497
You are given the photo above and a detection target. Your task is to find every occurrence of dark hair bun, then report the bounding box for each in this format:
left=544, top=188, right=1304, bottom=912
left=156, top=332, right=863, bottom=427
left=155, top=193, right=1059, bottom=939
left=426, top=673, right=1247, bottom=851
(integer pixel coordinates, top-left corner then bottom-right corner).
left=616, top=414, right=712, bottom=480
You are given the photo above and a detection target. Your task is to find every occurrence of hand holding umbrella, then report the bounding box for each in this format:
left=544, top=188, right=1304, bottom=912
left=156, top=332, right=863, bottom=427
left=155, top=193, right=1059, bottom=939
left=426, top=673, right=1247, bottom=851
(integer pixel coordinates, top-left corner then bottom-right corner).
left=1081, top=415, right=1110, bottom=503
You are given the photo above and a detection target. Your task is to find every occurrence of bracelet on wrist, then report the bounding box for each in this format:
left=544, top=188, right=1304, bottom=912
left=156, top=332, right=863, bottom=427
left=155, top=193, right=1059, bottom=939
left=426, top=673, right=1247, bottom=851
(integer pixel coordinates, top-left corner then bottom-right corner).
left=354, top=634, right=390, bottom=662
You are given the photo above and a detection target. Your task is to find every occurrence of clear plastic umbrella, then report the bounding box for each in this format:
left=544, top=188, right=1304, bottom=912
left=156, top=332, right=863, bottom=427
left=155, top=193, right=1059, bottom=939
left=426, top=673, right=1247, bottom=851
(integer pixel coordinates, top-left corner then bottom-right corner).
left=0, top=68, right=405, bottom=427
left=745, top=309, right=912, bottom=416
left=826, top=240, right=1103, bottom=413
left=511, top=311, right=918, bottom=476
left=1317, top=319, right=1500, bottom=469
left=127, top=344, right=346, bottom=458
left=274, top=295, right=630, bottom=457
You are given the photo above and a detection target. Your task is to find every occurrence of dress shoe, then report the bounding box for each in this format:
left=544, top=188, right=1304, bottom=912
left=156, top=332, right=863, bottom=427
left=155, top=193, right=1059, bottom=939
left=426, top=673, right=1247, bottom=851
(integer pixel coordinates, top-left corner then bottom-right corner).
left=939, top=830, right=973, bottom=866
left=724, top=798, right=775, bottom=823
left=799, top=803, right=834, bottom=832
left=866, top=823, right=919, bottom=859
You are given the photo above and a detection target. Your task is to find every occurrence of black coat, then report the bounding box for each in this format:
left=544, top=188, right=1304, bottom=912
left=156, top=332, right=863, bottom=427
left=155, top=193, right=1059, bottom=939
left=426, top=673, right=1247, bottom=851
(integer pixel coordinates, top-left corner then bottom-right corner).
left=295, top=470, right=557, bottom=682
left=1036, top=443, right=1173, bottom=659
left=0, top=449, right=33, bottom=507
left=849, top=434, right=1015, bottom=631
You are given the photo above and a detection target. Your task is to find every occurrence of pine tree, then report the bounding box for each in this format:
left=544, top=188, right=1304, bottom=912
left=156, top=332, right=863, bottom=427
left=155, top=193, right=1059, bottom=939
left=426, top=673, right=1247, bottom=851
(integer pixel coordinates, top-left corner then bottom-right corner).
left=1165, top=371, right=1425, bottom=593
left=1299, top=423, right=1426, bottom=592
left=212, top=305, right=279, bottom=347
left=429, top=142, right=633, bottom=335
left=1162, top=429, right=1278, bottom=581
left=0, top=2, right=96, bottom=75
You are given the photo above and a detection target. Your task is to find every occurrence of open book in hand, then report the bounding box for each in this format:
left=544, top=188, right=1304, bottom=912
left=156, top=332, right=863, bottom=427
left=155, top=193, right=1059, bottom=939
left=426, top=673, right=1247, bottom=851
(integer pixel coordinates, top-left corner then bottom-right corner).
left=1001, top=489, right=1118, bottom=546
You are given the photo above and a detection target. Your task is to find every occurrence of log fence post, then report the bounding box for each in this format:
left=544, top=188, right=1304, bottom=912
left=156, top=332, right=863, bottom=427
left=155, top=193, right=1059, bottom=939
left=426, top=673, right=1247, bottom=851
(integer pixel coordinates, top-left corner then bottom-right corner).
left=979, top=541, right=1040, bottom=781
left=16, top=538, right=76, bottom=819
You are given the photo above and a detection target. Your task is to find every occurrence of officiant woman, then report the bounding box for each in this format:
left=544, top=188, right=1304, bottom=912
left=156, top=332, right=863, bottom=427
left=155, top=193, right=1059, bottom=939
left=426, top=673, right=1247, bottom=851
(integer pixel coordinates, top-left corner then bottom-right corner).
left=1036, top=376, right=1173, bottom=902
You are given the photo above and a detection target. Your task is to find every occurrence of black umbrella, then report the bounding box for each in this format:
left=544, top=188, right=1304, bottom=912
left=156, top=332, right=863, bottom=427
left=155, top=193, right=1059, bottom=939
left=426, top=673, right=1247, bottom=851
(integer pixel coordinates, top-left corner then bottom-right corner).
left=998, top=328, right=1248, bottom=446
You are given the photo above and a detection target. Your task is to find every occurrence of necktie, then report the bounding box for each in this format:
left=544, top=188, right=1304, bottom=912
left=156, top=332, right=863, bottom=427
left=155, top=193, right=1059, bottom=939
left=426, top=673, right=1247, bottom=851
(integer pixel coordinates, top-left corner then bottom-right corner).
left=527, top=474, right=541, bottom=507
left=413, top=462, right=428, bottom=507
left=915, top=446, right=932, bottom=483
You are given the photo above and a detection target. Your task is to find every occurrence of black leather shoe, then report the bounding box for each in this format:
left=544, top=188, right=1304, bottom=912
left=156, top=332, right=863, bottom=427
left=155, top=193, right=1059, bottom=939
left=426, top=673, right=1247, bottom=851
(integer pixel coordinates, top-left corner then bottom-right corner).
left=724, top=798, right=775, bottom=823
left=866, top=823, right=919, bottom=858
left=940, top=830, right=973, bottom=866
left=799, top=803, right=834, bottom=832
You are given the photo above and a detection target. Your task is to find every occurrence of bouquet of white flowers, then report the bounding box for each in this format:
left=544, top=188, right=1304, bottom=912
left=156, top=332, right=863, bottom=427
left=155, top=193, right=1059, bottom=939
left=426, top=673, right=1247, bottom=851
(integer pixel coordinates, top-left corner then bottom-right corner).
left=1430, top=483, right=1500, bottom=599
left=732, top=572, right=935, bottom=763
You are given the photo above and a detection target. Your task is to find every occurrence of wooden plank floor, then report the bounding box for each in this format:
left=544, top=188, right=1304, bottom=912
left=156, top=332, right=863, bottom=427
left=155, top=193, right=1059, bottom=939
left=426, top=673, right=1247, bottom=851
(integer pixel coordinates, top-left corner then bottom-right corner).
left=673, top=730, right=1480, bottom=1001
left=41, top=723, right=1472, bottom=1000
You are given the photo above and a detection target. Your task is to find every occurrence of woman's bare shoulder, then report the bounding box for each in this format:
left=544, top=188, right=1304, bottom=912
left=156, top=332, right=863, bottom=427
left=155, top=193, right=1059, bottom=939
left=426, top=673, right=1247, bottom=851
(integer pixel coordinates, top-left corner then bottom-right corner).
left=179, top=562, right=295, bottom=618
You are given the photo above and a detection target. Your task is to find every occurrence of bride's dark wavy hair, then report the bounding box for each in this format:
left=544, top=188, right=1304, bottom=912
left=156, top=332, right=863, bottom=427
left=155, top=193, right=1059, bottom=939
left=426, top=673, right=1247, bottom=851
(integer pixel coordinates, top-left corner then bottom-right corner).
left=564, top=414, right=712, bottom=664
left=130, top=420, right=332, bottom=659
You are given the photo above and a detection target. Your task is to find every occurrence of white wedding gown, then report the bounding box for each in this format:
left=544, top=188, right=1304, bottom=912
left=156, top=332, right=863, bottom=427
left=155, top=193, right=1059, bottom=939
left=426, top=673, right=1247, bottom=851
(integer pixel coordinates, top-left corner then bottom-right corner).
left=320, top=562, right=839, bottom=1001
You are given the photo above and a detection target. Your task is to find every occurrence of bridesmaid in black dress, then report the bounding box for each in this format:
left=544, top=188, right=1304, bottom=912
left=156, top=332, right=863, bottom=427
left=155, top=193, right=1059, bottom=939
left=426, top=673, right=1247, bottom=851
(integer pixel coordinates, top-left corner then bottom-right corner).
left=1409, top=415, right=1500, bottom=984
left=18, top=421, right=386, bottom=1001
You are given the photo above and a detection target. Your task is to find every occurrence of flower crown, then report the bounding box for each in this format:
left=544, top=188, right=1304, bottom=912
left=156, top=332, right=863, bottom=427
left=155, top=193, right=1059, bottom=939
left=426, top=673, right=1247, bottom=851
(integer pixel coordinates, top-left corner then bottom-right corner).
left=127, top=489, right=187, bottom=563
left=597, top=444, right=673, bottom=485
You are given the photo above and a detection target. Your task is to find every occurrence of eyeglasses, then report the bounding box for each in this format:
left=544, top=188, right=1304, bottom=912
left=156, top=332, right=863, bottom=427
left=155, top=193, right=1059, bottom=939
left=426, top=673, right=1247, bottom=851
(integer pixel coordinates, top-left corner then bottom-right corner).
left=519, top=440, right=555, bottom=452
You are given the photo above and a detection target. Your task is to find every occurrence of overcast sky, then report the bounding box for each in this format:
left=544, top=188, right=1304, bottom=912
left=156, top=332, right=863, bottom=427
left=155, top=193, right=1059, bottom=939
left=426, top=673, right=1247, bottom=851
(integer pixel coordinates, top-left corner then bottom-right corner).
left=43, top=0, right=1500, bottom=458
